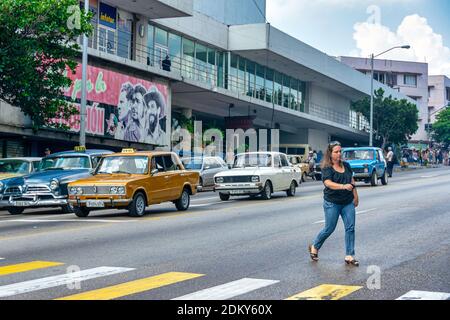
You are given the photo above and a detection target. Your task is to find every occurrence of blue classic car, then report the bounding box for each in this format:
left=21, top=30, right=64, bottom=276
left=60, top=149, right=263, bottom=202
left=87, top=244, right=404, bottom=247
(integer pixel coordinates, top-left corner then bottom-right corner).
left=342, top=147, right=388, bottom=186
left=0, top=149, right=113, bottom=215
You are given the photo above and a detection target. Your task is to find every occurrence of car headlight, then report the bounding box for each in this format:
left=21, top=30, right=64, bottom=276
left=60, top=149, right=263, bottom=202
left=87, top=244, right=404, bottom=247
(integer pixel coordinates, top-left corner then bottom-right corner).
left=50, top=179, right=59, bottom=191
left=216, top=177, right=224, bottom=183
left=117, top=186, right=125, bottom=194
left=364, top=168, right=369, bottom=173
left=69, top=187, right=77, bottom=195
left=76, top=187, right=83, bottom=195
left=251, top=176, right=260, bottom=182
left=110, top=186, right=118, bottom=194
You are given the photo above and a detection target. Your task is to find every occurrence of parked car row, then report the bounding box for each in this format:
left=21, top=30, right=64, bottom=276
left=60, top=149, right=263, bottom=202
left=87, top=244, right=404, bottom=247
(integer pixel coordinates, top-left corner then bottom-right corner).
left=0, top=146, right=388, bottom=217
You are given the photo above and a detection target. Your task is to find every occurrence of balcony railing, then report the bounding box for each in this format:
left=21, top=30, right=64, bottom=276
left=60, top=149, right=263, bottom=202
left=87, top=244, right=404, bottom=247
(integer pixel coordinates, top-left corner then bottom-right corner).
left=77, top=24, right=368, bottom=132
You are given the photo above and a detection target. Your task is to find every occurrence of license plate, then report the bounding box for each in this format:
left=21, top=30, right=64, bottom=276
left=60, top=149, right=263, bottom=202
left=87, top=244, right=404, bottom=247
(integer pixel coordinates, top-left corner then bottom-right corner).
left=230, top=190, right=247, bottom=195
left=86, top=200, right=105, bottom=208
left=15, top=201, right=31, bottom=207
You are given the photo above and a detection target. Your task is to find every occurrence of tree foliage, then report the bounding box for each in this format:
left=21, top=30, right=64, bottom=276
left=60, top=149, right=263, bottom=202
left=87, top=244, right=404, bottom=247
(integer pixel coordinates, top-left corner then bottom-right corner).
left=351, top=88, right=419, bottom=148
left=432, top=106, right=450, bottom=145
left=0, top=0, right=92, bottom=130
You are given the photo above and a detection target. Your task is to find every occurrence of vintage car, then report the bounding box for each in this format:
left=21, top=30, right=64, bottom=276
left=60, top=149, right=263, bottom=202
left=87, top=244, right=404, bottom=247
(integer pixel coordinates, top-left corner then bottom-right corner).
left=278, top=144, right=312, bottom=162
left=287, top=155, right=309, bottom=182
left=0, top=149, right=113, bottom=215
left=68, top=150, right=199, bottom=217
left=342, top=147, right=388, bottom=186
left=213, top=152, right=301, bottom=201
left=182, top=156, right=229, bottom=191
left=0, top=158, right=42, bottom=181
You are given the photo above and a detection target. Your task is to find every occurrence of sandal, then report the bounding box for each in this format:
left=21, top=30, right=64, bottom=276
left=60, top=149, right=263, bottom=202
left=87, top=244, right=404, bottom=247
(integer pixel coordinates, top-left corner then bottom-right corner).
left=308, top=244, right=319, bottom=262
left=345, top=258, right=360, bottom=267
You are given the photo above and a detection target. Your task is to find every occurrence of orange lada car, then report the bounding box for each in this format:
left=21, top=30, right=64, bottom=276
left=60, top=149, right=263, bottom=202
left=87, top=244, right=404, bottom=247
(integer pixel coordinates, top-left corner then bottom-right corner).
left=68, top=149, right=199, bottom=217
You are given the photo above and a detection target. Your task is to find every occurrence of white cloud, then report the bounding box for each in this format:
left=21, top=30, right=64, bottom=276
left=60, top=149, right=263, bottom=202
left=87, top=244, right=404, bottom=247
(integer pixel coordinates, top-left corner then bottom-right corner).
left=353, top=14, right=450, bottom=76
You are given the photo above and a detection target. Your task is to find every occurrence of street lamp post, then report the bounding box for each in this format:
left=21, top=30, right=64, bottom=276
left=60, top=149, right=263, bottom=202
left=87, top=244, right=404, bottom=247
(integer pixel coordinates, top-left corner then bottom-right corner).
left=369, top=45, right=411, bottom=147
left=80, top=0, right=89, bottom=147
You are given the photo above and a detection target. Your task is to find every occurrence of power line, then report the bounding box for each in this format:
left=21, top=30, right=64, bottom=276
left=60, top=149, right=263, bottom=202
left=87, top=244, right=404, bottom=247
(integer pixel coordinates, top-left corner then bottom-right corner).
left=252, top=0, right=267, bottom=23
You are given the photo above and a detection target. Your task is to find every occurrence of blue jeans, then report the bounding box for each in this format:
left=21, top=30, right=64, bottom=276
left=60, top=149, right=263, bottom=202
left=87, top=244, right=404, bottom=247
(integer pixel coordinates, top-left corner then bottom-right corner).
left=313, top=200, right=356, bottom=256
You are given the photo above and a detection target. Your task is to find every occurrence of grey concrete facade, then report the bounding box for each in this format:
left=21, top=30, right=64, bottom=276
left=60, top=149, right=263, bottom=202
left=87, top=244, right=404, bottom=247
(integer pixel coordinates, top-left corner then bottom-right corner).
left=0, top=0, right=420, bottom=158
left=194, top=0, right=266, bottom=26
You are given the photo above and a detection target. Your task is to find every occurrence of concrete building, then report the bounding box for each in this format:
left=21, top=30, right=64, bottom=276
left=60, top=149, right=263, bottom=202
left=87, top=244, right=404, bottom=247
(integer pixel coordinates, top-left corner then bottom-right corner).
left=0, top=0, right=417, bottom=158
left=338, top=56, right=429, bottom=146
left=428, top=75, right=450, bottom=124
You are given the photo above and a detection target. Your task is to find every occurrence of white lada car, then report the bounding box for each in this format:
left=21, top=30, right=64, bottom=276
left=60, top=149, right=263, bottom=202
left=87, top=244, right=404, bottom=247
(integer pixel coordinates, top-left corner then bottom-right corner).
left=213, top=152, right=301, bottom=201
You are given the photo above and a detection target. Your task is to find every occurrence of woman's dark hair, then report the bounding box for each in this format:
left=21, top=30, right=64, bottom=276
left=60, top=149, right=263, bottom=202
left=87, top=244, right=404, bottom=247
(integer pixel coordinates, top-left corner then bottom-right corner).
left=321, top=141, right=342, bottom=169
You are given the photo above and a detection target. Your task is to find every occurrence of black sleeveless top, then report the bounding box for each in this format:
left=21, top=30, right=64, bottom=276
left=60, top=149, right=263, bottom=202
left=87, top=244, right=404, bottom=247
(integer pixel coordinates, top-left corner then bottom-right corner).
left=322, top=162, right=354, bottom=205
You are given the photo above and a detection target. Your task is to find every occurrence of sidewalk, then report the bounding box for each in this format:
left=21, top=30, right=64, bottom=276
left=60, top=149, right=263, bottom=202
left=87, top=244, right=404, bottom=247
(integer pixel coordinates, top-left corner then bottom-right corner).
left=394, top=164, right=445, bottom=172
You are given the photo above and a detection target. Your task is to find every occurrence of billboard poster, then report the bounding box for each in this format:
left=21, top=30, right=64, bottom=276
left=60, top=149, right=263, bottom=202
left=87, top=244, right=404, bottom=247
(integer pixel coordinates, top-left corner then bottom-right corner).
left=52, top=64, right=170, bottom=147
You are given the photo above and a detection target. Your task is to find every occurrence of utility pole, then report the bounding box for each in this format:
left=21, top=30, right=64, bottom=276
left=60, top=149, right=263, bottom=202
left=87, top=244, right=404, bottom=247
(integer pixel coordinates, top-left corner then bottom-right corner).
left=80, top=0, right=89, bottom=147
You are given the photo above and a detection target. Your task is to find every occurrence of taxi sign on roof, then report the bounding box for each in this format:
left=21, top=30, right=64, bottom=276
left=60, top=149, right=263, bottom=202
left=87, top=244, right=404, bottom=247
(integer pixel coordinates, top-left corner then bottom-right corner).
left=74, top=146, right=86, bottom=152
left=122, top=148, right=136, bottom=154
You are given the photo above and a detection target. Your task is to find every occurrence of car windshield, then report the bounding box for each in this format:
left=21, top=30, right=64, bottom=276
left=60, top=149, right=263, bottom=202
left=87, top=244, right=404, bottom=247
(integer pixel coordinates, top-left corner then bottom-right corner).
left=183, top=158, right=203, bottom=170
left=39, top=156, right=90, bottom=170
left=343, top=150, right=375, bottom=161
left=0, top=160, right=29, bottom=174
left=234, top=154, right=272, bottom=168
left=96, top=156, right=149, bottom=175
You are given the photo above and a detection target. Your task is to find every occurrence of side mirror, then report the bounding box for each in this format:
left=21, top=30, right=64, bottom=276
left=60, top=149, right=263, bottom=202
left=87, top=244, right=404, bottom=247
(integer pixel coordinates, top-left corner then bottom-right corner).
left=151, top=169, right=159, bottom=176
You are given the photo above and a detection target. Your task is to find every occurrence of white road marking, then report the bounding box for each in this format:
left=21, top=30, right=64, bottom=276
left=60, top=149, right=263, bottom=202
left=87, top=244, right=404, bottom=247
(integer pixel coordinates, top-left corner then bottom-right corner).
left=313, top=208, right=378, bottom=224
left=396, top=290, right=450, bottom=300
left=0, top=266, right=134, bottom=298
left=0, top=219, right=135, bottom=224
left=172, top=278, right=279, bottom=300
left=0, top=258, right=4, bottom=260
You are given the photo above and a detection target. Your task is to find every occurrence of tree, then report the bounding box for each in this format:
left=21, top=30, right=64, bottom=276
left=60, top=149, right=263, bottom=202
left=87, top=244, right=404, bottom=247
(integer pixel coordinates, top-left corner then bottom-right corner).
left=432, top=106, right=450, bottom=146
left=0, top=0, right=92, bottom=130
left=351, top=88, right=419, bottom=149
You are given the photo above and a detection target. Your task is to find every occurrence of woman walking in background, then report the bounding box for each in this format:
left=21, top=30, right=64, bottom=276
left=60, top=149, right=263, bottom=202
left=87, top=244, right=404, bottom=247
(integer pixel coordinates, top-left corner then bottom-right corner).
left=309, top=141, right=360, bottom=266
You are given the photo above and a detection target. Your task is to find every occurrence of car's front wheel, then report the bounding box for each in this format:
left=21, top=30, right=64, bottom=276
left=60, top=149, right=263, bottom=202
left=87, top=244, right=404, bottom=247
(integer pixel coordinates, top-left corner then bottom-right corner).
left=219, top=193, right=230, bottom=201
left=73, top=206, right=90, bottom=218
left=128, top=192, right=147, bottom=217
left=286, top=181, right=296, bottom=197
left=370, top=171, right=378, bottom=186
left=7, top=207, right=24, bottom=215
left=261, top=181, right=272, bottom=200
left=175, top=188, right=190, bottom=211
left=61, top=204, right=74, bottom=214
left=381, top=170, right=388, bottom=185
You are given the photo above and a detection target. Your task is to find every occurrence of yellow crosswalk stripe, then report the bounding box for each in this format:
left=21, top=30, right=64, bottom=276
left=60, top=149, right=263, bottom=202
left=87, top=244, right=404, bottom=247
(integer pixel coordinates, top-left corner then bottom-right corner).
left=0, top=261, right=64, bottom=276
left=56, top=272, right=204, bottom=300
left=286, top=284, right=363, bottom=300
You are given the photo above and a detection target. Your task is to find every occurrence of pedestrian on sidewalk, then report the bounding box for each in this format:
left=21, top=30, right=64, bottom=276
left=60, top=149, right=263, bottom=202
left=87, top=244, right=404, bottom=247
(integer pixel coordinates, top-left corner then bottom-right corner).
left=308, top=141, right=360, bottom=266
left=386, top=147, right=394, bottom=178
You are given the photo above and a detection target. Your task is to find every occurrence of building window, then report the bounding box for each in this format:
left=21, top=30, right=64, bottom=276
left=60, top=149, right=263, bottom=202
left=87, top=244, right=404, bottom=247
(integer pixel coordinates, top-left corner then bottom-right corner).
left=168, top=33, right=182, bottom=72
left=246, top=61, right=255, bottom=98
left=265, top=69, right=274, bottom=104
left=446, top=87, right=450, bottom=101
left=117, top=10, right=133, bottom=59
left=182, top=38, right=195, bottom=79
left=283, top=75, right=290, bottom=109
left=147, top=24, right=154, bottom=66
left=255, top=64, right=265, bottom=101
left=404, top=74, right=417, bottom=87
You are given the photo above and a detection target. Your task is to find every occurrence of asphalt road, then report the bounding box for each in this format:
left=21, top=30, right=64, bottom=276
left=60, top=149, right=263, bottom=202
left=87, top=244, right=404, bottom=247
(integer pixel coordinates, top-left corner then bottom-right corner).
left=0, top=167, right=449, bottom=301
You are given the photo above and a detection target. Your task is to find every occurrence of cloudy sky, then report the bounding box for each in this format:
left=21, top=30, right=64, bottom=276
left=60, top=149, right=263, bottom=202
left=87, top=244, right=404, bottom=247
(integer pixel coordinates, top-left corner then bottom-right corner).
left=266, top=0, right=450, bottom=76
